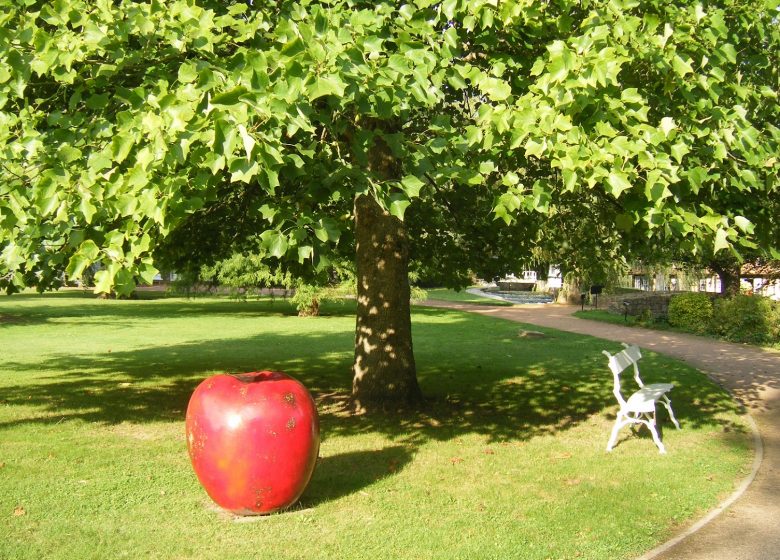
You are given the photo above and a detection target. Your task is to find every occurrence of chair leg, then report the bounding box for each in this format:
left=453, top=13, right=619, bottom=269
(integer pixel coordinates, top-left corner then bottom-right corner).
left=646, top=412, right=667, bottom=454
left=606, top=413, right=626, bottom=452
left=661, top=396, right=681, bottom=430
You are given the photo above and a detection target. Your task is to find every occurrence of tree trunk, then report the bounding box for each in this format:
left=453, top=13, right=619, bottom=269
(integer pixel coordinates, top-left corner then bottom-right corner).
left=351, top=194, right=423, bottom=413
left=718, top=268, right=741, bottom=295
left=558, top=275, right=582, bottom=304
left=711, top=260, right=741, bottom=295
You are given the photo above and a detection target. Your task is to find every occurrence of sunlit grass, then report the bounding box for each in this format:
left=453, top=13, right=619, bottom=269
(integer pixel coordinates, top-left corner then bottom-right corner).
left=424, top=287, right=513, bottom=306
left=0, top=292, right=752, bottom=559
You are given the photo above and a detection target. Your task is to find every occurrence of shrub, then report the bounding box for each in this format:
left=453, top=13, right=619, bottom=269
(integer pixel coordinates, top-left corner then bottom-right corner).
left=199, top=254, right=293, bottom=300
left=770, top=301, right=780, bottom=342
left=636, top=307, right=654, bottom=326
left=712, top=294, right=778, bottom=344
left=667, top=293, right=714, bottom=334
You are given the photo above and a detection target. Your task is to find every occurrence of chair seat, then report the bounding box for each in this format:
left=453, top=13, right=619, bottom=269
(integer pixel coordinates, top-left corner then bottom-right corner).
left=645, top=382, right=674, bottom=392
left=625, top=385, right=673, bottom=413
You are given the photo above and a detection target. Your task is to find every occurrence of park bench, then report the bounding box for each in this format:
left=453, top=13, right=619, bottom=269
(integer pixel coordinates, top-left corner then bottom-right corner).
left=603, top=343, right=680, bottom=454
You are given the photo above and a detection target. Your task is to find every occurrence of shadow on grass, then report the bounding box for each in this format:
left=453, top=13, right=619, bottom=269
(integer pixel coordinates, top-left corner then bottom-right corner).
left=300, top=446, right=414, bottom=508
left=0, top=304, right=744, bottom=447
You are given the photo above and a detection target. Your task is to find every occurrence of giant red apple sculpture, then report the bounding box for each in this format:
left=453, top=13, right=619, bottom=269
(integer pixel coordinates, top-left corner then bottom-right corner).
left=185, top=371, right=320, bottom=515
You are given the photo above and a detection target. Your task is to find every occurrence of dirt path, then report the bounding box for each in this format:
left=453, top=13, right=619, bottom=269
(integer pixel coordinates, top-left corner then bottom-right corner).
left=422, top=301, right=780, bottom=560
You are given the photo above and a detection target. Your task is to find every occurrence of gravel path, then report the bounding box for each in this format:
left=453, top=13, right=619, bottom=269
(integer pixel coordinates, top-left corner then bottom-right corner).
left=422, top=301, right=780, bottom=560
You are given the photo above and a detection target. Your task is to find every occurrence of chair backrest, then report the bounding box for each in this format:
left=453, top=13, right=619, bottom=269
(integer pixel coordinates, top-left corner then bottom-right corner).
left=621, top=343, right=641, bottom=363
left=602, top=346, right=642, bottom=407
left=620, top=344, right=645, bottom=388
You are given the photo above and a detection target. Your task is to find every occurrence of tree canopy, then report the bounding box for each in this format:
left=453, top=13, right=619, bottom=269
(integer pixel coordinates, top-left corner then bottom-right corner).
left=2, top=0, right=779, bottom=408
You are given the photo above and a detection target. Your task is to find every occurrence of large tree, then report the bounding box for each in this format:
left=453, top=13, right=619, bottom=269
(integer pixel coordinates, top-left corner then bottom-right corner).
left=2, top=0, right=778, bottom=411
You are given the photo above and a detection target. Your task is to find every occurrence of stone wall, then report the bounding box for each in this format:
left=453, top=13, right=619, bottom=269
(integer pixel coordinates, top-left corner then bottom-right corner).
left=596, top=292, right=678, bottom=319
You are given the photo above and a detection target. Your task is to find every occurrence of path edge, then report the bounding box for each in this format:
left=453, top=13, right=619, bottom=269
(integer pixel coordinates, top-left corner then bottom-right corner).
left=635, top=407, right=763, bottom=560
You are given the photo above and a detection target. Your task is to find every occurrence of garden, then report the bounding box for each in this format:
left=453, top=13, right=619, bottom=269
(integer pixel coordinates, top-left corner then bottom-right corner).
left=576, top=292, right=780, bottom=349
left=1, top=292, right=753, bottom=560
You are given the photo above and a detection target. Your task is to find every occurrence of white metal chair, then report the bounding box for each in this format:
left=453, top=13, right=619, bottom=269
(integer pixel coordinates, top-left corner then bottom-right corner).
left=603, top=344, right=680, bottom=454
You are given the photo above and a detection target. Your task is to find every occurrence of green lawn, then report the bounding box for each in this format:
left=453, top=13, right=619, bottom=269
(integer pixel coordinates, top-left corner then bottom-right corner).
left=425, top=287, right=513, bottom=306
left=1, top=293, right=752, bottom=560
left=574, top=309, right=653, bottom=328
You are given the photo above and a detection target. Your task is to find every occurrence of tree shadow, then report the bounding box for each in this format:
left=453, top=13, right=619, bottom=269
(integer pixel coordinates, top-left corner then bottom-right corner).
left=0, top=298, right=746, bottom=446
left=299, top=446, right=414, bottom=508
left=0, top=291, right=357, bottom=329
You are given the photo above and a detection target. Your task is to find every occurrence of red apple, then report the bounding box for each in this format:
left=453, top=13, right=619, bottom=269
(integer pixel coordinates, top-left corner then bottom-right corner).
left=185, top=371, right=320, bottom=515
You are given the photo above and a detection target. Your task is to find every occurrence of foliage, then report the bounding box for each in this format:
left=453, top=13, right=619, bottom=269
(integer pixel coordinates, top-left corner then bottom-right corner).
left=587, top=291, right=780, bottom=346
left=290, top=278, right=356, bottom=316
left=0, top=293, right=752, bottom=560
left=2, top=0, right=779, bottom=406
left=1, top=0, right=779, bottom=296
left=667, top=292, right=714, bottom=334
left=636, top=307, right=655, bottom=326
left=712, top=294, right=780, bottom=344
left=198, top=253, right=293, bottom=299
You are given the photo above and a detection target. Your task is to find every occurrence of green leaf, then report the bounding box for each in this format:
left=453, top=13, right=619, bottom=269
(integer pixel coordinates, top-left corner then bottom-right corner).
left=607, top=171, right=632, bottom=198
left=65, top=254, right=91, bottom=279
left=718, top=43, right=737, bottom=64
left=479, top=77, right=511, bottom=102
left=734, top=216, right=754, bottom=234
left=211, top=86, right=249, bottom=107
left=313, top=218, right=340, bottom=243
left=621, top=88, right=643, bottom=104
left=85, top=93, right=110, bottom=110
left=112, top=135, right=134, bottom=163
left=525, top=138, right=545, bottom=158
left=116, top=195, right=138, bottom=217
left=448, top=72, right=468, bottom=90
left=79, top=196, right=97, bottom=223
left=687, top=166, right=709, bottom=193
left=363, top=36, right=384, bottom=55
left=388, top=195, right=411, bottom=220
left=646, top=181, right=672, bottom=203
left=136, top=263, right=159, bottom=285
left=297, top=245, right=313, bottom=263
left=93, top=268, right=114, bottom=294
left=114, top=269, right=136, bottom=296
left=670, top=142, right=690, bottom=163
left=263, top=231, right=289, bottom=259
left=214, top=119, right=237, bottom=158
left=400, top=175, right=425, bottom=198
left=659, top=117, right=676, bottom=138
left=713, top=228, right=729, bottom=253
left=442, top=0, right=457, bottom=19
left=308, top=75, right=346, bottom=100
left=238, top=124, right=256, bottom=160
left=178, top=62, right=198, bottom=83
left=672, top=55, right=693, bottom=77
left=57, top=145, right=82, bottom=163
left=281, top=37, right=306, bottom=58
left=259, top=204, right=278, bottom=222
left=79, top=239, right=100, bottom=261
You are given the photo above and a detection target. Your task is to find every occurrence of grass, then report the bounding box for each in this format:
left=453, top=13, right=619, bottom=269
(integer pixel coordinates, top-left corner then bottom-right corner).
left=424, top=287, right=513, bottom=306
left=573, top=309, right=662, bottom=329
left=0, top=292, right=752, bottom=560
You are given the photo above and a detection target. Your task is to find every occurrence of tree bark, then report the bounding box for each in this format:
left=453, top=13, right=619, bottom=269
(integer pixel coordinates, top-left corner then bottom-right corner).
left=710, top=259, right=741, bottom=295
left=717, top=267, right=741, bottom=295
left=351, top=194, right=423, bottom=413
